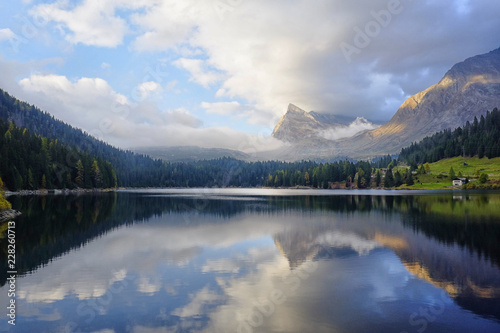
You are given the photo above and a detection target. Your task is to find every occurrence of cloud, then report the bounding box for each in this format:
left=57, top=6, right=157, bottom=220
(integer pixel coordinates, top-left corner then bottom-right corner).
left=127, top=0, right=500, bottom=123
left=315, top=231, right=380, bottom=255
left=201, top=101, right=242, bottom=115
left=0, top=28, right=14, bottom=41
left=172, top=286, right=222, bottom=318
left=18, top=74, right=128, bottom=132
left=129, top=1, right=204, bottom=52
left=172, top=58, right=223, bottom=88
left=14, top=212, right=286, bottom=304
left=29, top=0, right=149, bottom=47
left=165, top=80, right=179, bottom=93
left=164, top=108, right=202, bottom=128
left=319, top=117, right=380, bottom=141
left=137, top=81, right=162, bottom=99
left=9, top=0, right=500, bottom=148
left=15, top=72, right=280, bottom=151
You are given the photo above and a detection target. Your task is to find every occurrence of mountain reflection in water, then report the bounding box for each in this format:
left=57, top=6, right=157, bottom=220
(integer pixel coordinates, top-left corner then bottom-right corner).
left=1, top=190, right=499, bottom=333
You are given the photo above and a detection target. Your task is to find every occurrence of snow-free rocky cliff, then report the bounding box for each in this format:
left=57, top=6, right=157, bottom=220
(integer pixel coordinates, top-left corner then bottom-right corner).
left=270, top=47, right=500, bottom=160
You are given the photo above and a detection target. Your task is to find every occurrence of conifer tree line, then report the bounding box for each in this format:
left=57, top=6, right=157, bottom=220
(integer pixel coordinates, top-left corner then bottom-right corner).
left=0, top=89, right=169, bottom=187
left=0, top=119, right=117, bottom=190
left=399, top=108, right=500, bottom=165
left=1, top=87, right=498, bottom=190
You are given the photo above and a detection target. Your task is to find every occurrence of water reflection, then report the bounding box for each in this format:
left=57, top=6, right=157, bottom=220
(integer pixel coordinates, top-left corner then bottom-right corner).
left=1, top=191, right=500, bottom=332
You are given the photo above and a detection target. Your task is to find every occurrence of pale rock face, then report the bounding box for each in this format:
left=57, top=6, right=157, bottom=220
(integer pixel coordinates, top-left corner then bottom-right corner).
left=269, top=47, right=500, bottom=160
left=341, top=47, right=500, bottom=158
left=272, top=103, right=378, bottom=144
left=271, top=104, right=323, bottom=143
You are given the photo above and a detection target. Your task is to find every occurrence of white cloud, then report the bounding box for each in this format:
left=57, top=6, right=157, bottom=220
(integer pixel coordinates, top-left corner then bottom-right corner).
left=172, top=58, right=223, bottom=88
left=13, top=212, right=286, bottom=304
left=18, top=74, right=128, bottom=134
left=172, top=286, right=222, bottom=318
left=201, top=101, right=241, bottom=115
left=29, top=0, right=147, bottom=47
left=8, top=0, right=500, bottom=148
left=130, top=1, right=209, bottom=52
left=126, top=0, right=500, bottom=124
left=315, top=231, right=380, bottom=255
left=137, top=276, right=162, bottom=294
left=0, top=28, right=14, bottom=41
left=14, top=72, right=284, bottom=150
left=319, top=117, right=380, bottom=141
left=164, top=108, right=202, bottom=128
left=137, top=81, right=162, bottom=99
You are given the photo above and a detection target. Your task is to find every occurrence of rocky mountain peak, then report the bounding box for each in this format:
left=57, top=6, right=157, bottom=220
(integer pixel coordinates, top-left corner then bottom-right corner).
left=286, top=103, right=307, bottom=114
left=338, top=46, right=500, bottom=158
left=268, top=47, right=500, bottom=160
left=272, top=104, right=320, bottom=143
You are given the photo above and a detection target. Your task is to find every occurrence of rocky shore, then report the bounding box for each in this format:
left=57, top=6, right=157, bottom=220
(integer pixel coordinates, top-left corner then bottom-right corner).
left=4, top=188, right=116, bottom=196
left=0, top=209, right=21, bottom=223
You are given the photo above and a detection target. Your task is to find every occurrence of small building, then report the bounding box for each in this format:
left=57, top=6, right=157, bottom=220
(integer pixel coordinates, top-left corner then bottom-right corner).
left=452, top=178, right=466, bottom=187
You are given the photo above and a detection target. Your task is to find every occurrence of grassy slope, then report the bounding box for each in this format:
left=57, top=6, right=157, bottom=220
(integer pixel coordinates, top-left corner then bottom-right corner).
left=399, top=156, right=500, bottom=190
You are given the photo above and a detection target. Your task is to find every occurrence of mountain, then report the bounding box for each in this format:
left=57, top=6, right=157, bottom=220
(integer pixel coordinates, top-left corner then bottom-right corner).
left=340, top=47, right=500, bottom=158
left=270, top=47, right=500, bottom=160
left=267, top=103, right=380, bottom=161
left=134, top=146, right=250, bottom=163
left=271, top=103, right=374, bottom=144
left=272, top=104, right=351, bottom=143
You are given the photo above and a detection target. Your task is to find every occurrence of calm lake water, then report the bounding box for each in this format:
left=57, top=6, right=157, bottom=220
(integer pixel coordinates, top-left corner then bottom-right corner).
left=1, top=189, right=500, bottom=333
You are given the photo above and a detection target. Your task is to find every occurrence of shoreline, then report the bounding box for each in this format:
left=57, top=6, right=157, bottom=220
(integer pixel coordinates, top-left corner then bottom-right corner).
left=4, top=186, right=500, bottom=197
left=4, top=188, right=117, bottom=197
left=0, top=209, right=22, bottom=223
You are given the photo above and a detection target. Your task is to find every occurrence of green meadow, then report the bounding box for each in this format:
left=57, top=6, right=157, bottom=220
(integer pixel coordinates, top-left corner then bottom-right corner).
left=398, top=156, right=500, bottom=189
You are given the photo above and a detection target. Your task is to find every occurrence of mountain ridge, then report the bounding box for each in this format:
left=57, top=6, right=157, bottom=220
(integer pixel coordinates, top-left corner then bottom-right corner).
left=271, top=103, right=377, bottom=145
left=340, top=47, right=500, bottom=157
left=269, top=47, right=500, bottom=160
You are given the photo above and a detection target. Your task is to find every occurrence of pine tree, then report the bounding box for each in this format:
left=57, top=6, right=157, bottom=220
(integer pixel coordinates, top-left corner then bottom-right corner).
left=384, top=169, right=394, bottom=188
left=41, top=174, right=47, bottom=189
left=356, top=168, right=365, bottom=188
left=449, top=167, right=456, bottom=180
left=375, top=170, right=381, bottom=187
left=91, top=159, right=102, bottom=188
left=405, top=171, right=414, bottom=186
left=28, top=168, right=35, bottom=190
left=75, top=159, right=84, bottom=188
left=394, top=170, right=403, bottom=187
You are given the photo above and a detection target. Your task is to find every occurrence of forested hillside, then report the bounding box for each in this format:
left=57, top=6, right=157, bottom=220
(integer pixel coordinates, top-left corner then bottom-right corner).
left=0, top=89, right=378, bottom=189
left=0, top=89, right=166, bottom=187
left=0, top=119, right=117, bottom=190
left=4, top=89, right=497, bottom=191
left=399, top=108, right=500, bottom=165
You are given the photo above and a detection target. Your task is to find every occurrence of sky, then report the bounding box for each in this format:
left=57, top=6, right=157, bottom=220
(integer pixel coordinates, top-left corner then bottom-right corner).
left=0, top=0, right=499, bottom=152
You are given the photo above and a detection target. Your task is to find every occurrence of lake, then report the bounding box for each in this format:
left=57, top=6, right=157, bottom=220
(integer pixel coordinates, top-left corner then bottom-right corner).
left=1, top=189, right=500, bottom=333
